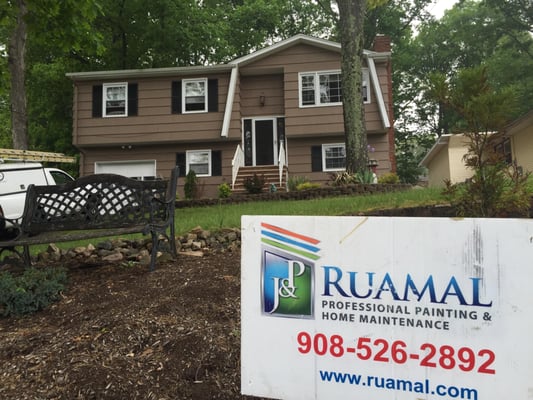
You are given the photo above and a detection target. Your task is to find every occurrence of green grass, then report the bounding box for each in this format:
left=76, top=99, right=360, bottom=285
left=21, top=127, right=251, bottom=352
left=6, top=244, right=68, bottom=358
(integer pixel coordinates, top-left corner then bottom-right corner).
left=22, top=186, right=446, bottom=255
left=175, top=186, right=445, bottom=233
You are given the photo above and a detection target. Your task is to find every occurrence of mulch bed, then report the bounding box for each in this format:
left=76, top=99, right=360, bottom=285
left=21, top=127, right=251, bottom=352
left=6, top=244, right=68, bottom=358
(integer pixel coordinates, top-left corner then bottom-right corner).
left=0, top=249, right=266, bottom=400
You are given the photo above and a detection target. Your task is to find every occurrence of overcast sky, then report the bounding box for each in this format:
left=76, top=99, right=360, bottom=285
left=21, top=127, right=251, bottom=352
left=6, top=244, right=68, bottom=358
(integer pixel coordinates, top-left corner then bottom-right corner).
left=427, top=0, right=459, bottom=19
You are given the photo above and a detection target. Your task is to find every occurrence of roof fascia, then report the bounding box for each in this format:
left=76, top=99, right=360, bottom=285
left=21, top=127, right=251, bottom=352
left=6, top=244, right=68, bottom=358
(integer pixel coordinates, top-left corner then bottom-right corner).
left=66, top=64, right=233, bottom=81
left=419, top=134, right=452, bottom=167
left=366, top=56, right=390, bottom=129
left=231, top=34, right=341, bottom=66
left=505, top=109, right=533, bottom=136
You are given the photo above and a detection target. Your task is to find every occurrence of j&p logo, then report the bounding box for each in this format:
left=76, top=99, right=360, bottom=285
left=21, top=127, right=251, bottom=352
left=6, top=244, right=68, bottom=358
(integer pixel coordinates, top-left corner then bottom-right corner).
left=260, top=222, right=321, bottom=318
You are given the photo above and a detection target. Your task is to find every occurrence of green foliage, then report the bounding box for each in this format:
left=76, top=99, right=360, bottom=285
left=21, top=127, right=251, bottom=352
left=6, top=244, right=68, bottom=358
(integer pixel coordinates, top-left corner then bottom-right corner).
left=378, top=172, right=400, bottom=184
left=354, top=169, right=376, bottom=184
left=0, top=267, right=67, bottom=317
left=184, top=170, right=198, bottom=200
left=243, top=174, right=266, bottom=194
left=329, top=171, right=358, bottom=186
left=218, top=182, right=232, bottom=199
left=395, top=129, right=435, bottom=184
left=288, top=176, right=310, bottom=191
left=296, top=182, right=321, bottom=191
left=443, top=164, right=531, bottom=218
left=432, top=66, right=531, bottom=217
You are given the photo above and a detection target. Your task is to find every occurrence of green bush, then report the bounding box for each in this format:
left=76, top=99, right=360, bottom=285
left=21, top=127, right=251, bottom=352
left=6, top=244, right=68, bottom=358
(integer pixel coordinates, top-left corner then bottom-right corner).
left=296, top=182, right=321, bottom=191
left=184, top=170, right=198, bottom=199
left=378, top=172, right=400, bottom=184
left=0, top=267, right=67, bottom=317
left=218, top=182, right=232, bottom=199
left=243, top=174, right=266, bottom=194
left=288, top=176, right=309, bottom=191
left=354, top=170, right=376, bottom=184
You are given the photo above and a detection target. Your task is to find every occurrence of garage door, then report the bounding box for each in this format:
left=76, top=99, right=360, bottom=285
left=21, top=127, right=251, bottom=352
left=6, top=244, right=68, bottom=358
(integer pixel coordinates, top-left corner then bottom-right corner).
left=94, top=160, right=157, bottom=180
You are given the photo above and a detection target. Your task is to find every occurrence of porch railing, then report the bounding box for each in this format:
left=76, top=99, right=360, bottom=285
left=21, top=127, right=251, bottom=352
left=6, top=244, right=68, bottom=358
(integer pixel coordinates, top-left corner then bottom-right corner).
left=231, top=144, right=244, bottom=189
left=278, top=142, right=287, bottom=188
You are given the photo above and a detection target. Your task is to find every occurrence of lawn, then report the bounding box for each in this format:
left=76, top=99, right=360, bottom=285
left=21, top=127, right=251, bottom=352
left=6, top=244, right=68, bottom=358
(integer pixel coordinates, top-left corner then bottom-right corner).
left=26, top=186, right=446, bottom=254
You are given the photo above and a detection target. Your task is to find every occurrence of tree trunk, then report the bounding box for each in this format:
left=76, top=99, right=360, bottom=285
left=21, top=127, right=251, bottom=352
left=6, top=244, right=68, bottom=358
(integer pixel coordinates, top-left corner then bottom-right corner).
left=338, top=0, right=368, bottom=174
left=8, top=0, right=29, bottom=150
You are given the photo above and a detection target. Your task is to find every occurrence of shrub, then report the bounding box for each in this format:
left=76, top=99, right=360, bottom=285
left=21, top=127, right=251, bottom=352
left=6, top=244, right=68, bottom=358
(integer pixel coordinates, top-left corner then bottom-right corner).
left=329, top=171, right=358, bottom=186
left=0, top=267, right=67, bottom=317
left=378, top=172, right=400, bottom=184
left=443, top=163, right=531, bottom=217
left=184, top=170, right=198, bottom=199
left=288, top=176, right=309, bottom=191
left=243, top=174, right=266, bottom=194
left=218, top=182, right=232, bottom=198
left=354, top=170, right=376, bottom=184
left=296, top=182, right=321, bottom=191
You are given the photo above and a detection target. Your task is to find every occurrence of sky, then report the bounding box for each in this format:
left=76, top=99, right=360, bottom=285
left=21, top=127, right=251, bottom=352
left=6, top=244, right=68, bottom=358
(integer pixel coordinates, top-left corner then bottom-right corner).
left=427, top=0, right=460, bottom=19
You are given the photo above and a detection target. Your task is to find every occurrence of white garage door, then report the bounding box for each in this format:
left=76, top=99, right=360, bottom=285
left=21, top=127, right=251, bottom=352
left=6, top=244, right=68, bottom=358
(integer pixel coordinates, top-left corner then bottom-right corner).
left=94, top=160, right=157, bottom=180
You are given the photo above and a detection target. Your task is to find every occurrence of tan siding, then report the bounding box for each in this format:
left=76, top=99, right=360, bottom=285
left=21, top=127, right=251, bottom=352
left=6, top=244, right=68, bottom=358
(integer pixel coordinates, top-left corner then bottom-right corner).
left=240, top=74, right=284, bottom=117
left=511, top=118, right=533, bottom=173
left=81, top=141, right=240, bottom=198
left=427, top=148, right=451, bottom=188
left=73, top=74, right=230, bottom=146
left=286, top=133, right=392, bottom=186
left=240, top=44, right=340, bottom=74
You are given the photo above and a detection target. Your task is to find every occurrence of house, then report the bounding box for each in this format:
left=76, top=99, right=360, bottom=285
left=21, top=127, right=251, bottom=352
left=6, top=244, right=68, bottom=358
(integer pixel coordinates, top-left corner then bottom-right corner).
left=66, top=34, right=395, bottom=198
left=491, top=109, right=533, bottom=174
left=419, top=134, right=473, bottom=188
left=419, top=110, right=533, bottom=188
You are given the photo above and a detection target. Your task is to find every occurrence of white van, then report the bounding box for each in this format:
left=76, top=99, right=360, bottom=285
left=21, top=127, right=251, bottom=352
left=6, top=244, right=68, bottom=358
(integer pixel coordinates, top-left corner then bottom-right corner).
left=0, top=162, right=75, bottom=227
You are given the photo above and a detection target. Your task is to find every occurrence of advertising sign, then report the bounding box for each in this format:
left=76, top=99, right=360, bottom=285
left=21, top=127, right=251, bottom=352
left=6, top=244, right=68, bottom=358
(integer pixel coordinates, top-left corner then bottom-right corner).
left=241, top=216, right=533, bottom=400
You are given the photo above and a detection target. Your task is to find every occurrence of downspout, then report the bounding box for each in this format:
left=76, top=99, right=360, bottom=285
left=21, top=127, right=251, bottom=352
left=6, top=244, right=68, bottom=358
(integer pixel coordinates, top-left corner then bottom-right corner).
left=221, top=65, right=238, bottom=138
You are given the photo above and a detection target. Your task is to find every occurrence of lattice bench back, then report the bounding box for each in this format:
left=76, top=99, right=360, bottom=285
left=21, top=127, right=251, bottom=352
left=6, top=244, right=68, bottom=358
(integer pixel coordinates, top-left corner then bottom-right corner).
left=21, top=174, right=169, bottom=235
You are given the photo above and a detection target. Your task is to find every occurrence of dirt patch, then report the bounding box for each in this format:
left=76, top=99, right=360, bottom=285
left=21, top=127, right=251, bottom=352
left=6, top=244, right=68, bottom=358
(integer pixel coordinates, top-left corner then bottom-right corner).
left=0, top=249, right=265, bottom=400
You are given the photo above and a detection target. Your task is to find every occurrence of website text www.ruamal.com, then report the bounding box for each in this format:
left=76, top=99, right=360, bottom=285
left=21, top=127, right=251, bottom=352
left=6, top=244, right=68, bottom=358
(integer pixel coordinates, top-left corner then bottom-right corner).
left=319, top=370, right=478, bottom=400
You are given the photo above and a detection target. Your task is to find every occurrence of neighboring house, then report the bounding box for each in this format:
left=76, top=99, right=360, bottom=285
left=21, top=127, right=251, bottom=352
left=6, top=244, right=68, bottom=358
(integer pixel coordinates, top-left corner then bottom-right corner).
left=491, top=109, right=533, bottom=174
left=66, top=34, right=395, bottom=198
left=420, top=110, right=533, bottom=188
left=419, top=134, right=473, bottom=188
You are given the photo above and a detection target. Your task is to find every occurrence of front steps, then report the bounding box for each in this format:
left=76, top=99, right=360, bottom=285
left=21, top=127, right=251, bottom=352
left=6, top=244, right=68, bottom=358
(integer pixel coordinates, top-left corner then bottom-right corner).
left=232, top=165, right=287, bottom=194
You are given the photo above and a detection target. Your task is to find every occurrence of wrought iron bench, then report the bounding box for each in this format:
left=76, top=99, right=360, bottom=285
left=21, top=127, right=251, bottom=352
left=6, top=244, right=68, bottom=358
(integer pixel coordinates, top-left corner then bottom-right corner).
left=0, top=166, right=179, bottom=270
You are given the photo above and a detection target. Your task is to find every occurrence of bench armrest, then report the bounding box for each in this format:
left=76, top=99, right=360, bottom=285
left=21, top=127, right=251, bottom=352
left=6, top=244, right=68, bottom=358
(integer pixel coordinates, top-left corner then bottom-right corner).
left=0, top=215, right=24, bottom=241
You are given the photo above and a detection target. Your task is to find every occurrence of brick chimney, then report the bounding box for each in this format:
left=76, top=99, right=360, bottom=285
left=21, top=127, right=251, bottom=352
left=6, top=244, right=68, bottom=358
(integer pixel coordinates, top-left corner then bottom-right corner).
left=372, top=35, right=391, bottom=52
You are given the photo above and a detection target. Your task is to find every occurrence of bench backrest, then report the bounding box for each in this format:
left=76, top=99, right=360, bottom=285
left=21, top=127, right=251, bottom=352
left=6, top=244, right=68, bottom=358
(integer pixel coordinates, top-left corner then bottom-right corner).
left=21, top=169, right=178, bottom=235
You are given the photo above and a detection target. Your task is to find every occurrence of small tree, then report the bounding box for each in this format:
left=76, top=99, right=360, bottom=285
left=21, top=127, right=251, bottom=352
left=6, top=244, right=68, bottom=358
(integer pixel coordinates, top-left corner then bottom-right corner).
left=184, top=170, right=198, bottom=200
left=430, top=66, right=531, bottom=217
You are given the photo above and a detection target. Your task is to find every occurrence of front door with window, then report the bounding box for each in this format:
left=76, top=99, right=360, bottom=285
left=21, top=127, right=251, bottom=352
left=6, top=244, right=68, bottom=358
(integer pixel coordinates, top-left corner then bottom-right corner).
left=243, top=118, right=280, bottom=166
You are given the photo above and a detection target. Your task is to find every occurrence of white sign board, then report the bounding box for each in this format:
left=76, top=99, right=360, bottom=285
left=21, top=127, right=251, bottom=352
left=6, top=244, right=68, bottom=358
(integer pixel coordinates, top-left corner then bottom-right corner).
left=241, top=216, right=533, bottom=400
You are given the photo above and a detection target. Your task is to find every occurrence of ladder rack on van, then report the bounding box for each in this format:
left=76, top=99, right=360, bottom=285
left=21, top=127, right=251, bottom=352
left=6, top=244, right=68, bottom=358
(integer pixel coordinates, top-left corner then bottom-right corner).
left=0, top=148, right=76, bottom=164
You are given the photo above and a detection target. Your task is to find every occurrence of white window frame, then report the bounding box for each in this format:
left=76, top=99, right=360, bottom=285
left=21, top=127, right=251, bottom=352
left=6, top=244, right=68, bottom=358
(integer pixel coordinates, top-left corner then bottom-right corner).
left=322, top=143, right=346, bottom=171
left=182, top=78, right=208, bottom=113
left=299, top=71, right=342, bottom=107
left=186, top=149, right=212, bottom=177
left=103, top=82, right=128, bottom=117
left=298, top=69, right=370, bottom=107
left=362, top=68, right=370, bottom=104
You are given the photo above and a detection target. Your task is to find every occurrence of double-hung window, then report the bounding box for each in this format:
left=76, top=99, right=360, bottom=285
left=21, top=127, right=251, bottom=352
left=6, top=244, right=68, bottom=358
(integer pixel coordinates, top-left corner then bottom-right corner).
left=299, top=69, right=370, bottom=107
left=183, top=78, right=207, bottom=113
left=186, top=150, right=211, bottom=176
left=300, top=71, right=342, bottom=107
left=322, top=143, right=346, bottom=171
left=103, top=83, right=127, bottom=117
left=362, top=68, right=370, bottom=103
